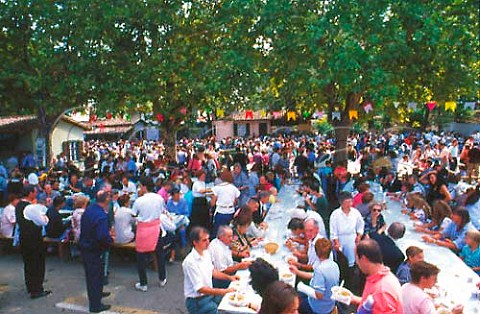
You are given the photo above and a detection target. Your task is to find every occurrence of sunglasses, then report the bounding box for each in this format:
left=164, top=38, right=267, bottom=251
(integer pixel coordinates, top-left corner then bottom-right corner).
left=372, top=208, right=382, bottom=212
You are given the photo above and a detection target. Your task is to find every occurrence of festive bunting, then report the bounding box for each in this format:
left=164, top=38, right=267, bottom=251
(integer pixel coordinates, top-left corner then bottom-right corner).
left=464, top=102, right=476, bottom=110
left=407, top=102, right=417, bottom=111
left=313, top=111, right=324, bottom=119
left=272, top=111, right=282, bottom=119
left=303, top=111, right=311, bottom=119
left=286, top=111, right=297, bottom=121
left=393, top=102, right=400, bottom=108
left=426, top=101, right=437, bottom=111
left=349, top=110, right=358, bottom=120
left=445, top=101, right=457, bottom=112
left=156, top=113, right=164, bottom=122
left=332, top=111, right=341, bottom=121
left=216, top=108, right=225, bottom=118
left=106, top=112, right=112, bottom=119
left=363, top=102, right=373, bottom=113
left=245, top=110, right=254, bottom=119
left=89, top=114, right=97, bottom=122
left=259, top=110, right=267, bottom=118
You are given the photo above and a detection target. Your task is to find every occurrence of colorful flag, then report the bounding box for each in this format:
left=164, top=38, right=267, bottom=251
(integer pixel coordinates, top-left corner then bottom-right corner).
left=349, top=110, right=358, bottom=120
left=216, top=109, right=225, bottom=118
left=444, top=101, right=457, bottom=112
left=426, top=101, right=437, bottom=111
left=287, top=111, right=297, bottom=121
left=407, top=102, right=417, bottom=111
left=332, top=111, right=341, bottom=121
left=364, top=103, right=373, bottom=113
left=464, top=102, right=476, bottom=110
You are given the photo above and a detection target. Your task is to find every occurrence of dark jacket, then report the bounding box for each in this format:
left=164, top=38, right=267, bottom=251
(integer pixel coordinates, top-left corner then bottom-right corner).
left=46, top=207, right=67, bottom=238
left=79, top=203, right=112, bottom=253
left=16, top=200, right=43, bottom=249
left=370, top=233, right=405, bottom=273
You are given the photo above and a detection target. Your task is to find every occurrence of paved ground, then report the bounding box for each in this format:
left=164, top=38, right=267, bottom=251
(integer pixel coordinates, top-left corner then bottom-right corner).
left=0, top=249, right=187, bottom=314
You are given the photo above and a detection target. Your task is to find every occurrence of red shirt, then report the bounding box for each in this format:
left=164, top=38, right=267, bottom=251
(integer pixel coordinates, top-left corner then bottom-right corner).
left=360, top=266, right=403, bottom=314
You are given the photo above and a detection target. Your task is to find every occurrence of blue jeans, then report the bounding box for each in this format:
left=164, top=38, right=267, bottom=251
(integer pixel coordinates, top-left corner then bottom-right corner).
left=136, top=235, right=167, bottom=285
left=185, top=295, right=222, bottom=314
left=212, top=212, right=234, bottom=238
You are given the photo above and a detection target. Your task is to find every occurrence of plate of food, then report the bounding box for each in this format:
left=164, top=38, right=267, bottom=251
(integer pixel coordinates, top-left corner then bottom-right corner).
left=226, top=292, right=248, bottom=307
left=264, top=242, right=279, bottom=255
left=331, top=286, right=352, bottom=305
left=280, top=272, right=295, bottom=286
left=284, top=255, right=298, bottom=263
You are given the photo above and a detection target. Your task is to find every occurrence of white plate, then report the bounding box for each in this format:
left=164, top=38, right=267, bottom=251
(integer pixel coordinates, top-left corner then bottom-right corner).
left=226, top=292, right=248, bottom=307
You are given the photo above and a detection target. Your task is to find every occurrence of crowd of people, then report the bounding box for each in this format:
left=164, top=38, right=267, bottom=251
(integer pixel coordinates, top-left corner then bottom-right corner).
left=0, top=129, right=480, bottom=313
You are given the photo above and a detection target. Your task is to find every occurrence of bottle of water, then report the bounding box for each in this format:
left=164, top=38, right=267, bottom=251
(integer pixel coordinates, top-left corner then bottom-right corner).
left=357, top=295, right=374, bottom=314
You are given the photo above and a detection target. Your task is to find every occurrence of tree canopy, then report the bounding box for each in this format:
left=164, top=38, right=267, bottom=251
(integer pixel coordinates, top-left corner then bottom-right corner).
left=0, top=0, right=478, bottom=159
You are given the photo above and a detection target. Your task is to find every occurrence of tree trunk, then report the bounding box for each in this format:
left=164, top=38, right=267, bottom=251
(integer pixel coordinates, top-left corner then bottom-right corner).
left=161, top=124, right=177, bottom=163
left=37, top=105, right=50, bottom=168
left=421, top=105, right=430, bottom=131
left=333, top=92, right=361, bottom=165
left=333, top=118, right=351, bottom=165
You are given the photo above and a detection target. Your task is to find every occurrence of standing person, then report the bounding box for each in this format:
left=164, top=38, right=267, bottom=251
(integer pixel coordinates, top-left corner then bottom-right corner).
left=79, top=190, right=112, bottom=313
left=190, top=170, right=212, bottom=231
left=0, top=193, right=19, bottom=238
left=329, top=191, right=364, bottom=284
left=467, top=142, right=480, bottom=184
left=15, top=185, right=51, bottom=298
left=182, top=226, right=238, bottom=314
left=211, top=170, right=240, bottom=237
left=350, top=239, right=403, bottom=313
left=132, top=176, right=167, bottom=291
left=233, top=163, right=249, bottom=206
left=290, top=238, right=340, bottom=314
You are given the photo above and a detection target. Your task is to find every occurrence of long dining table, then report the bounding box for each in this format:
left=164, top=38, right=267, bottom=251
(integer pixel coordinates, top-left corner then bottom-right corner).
left=218, top=183, right=304, bottom=313
left=380, top=190, right=480, bottom=313
left=218, top=181, right=480, bottom=313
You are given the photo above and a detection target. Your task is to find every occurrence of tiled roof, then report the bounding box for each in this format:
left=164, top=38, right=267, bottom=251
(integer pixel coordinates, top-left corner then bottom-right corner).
left=0, top=115, right=38, bottom=132
left=84, top=125, right=133, bottom=135
left=92, top=118, right=133, bottom=127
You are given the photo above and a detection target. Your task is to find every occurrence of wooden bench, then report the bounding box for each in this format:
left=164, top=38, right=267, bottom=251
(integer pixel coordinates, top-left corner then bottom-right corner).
left=44, top=237, right=70, bottom=261
left=111, top=242, right=158, bottom=272
left=0, top=235, right=14, bottom=253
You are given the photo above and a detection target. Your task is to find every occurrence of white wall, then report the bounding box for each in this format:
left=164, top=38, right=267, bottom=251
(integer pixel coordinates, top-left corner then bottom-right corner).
left=442, top=122, right=480, bottom=136
left=51, top=120, right=84, bottom=158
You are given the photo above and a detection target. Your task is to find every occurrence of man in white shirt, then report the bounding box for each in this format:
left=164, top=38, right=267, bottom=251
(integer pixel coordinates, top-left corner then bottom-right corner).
left=288, top=218, right=323, bottom=272
left=183, top=227, right=237, bottom=314
left=121, top=176, right=137, bottom=201
left=209, top=225, right=251, bottom=288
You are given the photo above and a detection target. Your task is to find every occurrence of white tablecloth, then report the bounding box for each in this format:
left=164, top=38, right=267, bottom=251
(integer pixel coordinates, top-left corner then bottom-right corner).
left=219, top=182, right=480, bottom=313
left=381, top=192, right=480, bottom=313
left=218, top=184, right=303, bottom=313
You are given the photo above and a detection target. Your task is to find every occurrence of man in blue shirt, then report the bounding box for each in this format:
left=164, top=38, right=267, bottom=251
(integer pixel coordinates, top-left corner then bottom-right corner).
left=291, top=238, right=340, bottom=314
left=79, top=190, right=113, bottom=313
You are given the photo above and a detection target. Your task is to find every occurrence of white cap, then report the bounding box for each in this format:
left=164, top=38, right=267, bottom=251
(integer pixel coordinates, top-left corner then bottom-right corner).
left=27, top=173, right=39, bottom=185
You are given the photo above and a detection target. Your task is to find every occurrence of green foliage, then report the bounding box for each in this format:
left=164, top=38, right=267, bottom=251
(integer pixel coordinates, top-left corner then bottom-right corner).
left=0, top=0, right=477, bottom=135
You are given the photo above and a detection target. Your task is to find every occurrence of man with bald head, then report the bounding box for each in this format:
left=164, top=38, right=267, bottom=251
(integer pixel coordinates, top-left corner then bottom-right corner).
left=370, top=222, right=406, bottom=273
